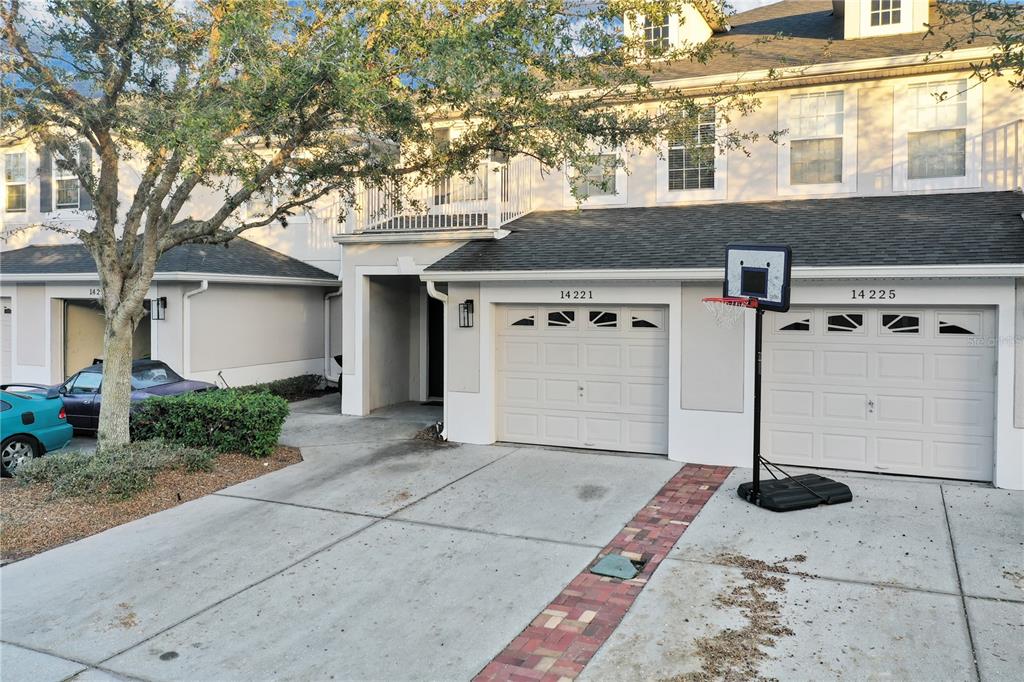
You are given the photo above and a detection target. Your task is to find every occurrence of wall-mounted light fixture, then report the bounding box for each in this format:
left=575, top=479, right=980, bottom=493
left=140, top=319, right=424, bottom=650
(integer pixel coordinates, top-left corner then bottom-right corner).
left=151, top=296, right=167, bottom=321
left=458, top=299, right=474, bottom=328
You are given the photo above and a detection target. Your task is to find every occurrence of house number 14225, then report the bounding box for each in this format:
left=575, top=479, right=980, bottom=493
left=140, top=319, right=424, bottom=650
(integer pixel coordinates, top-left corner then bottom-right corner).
left=560, top=290, right=593, bottom=300
left=851, top=288, right=896, bottom=300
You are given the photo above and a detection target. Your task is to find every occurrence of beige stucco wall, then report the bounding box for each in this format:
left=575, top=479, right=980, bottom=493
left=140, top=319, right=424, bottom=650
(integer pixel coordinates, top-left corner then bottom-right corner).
left=529, top=71, right=1022, bottom=212
left=188, top=283, right=325, bottom=373
left=14, top=285, right=45, bottom=367
left=1016, top=278, right=1023, bottom=429
left=448, top=282, right=480, bottom=393
left=680, top=283, right=745, bottom=412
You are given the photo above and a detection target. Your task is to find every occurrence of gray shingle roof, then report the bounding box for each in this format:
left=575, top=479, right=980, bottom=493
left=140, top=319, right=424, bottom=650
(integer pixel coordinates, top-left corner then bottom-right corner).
left=427, top=191, right=1024, bottom=272
left=0, top=237, right=338, bottom=281
left=646, top=0, right=1000, bottom=81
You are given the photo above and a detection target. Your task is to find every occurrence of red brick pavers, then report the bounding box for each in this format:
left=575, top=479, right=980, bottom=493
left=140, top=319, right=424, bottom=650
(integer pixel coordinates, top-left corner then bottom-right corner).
left=474, top=463, right=732, bottom=682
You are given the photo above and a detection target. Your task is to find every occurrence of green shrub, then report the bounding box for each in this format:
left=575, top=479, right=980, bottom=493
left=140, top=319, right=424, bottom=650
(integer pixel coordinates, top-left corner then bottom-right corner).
left=132, top=389, right=288, bottom=457
left=236, top=374, right=325, bottom=402
left=15, top=440, right=215, bottom=500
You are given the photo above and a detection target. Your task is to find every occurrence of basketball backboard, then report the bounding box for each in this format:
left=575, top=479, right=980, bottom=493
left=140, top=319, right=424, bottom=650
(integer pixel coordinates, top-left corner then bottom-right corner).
left=723, top=244, right=792, bottom=312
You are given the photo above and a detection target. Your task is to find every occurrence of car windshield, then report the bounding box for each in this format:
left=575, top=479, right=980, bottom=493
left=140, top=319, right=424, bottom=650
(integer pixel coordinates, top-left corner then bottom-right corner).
left=132, top=364, right=183, bottom=389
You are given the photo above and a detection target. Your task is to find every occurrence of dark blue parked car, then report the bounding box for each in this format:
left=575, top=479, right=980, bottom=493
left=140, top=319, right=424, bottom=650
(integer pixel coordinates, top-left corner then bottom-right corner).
left=59, top=359, right=216, bottom=432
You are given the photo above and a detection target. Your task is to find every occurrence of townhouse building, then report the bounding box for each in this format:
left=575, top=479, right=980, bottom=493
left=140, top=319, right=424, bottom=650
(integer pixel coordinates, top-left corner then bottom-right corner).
left=2, top=0, right=1022, bottom=488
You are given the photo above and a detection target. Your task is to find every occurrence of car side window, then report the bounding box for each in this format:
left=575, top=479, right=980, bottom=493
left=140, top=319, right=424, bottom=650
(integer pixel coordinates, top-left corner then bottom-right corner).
left=69, top=372, right=102, bottom=395
left=0, top=400, right=10, bottom=412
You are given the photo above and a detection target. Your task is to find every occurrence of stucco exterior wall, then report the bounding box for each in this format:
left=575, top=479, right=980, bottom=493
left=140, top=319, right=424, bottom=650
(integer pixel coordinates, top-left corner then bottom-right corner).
left=0, top=147, right=340, bottom=274
left=1016, top=278, right=1023, bottom=429
left=528, top=72, right=1022, bottom=212
left=448, top=282, right=481, bottom=393
left=188, top=283, right=325, bottom=383
left=14, top=285, right=45, bottom=367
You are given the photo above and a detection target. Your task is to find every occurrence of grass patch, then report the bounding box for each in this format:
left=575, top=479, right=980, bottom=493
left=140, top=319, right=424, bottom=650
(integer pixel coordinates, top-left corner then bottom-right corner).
left=15, top=440, right=216, bottom=500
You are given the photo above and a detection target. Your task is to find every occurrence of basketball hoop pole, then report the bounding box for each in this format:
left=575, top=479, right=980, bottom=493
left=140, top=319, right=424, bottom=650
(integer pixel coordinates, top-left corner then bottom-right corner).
left=749, top=306, right=765, bottom=503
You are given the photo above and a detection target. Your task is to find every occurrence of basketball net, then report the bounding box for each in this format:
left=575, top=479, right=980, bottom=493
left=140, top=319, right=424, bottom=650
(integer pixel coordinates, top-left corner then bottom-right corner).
left=702, top=297, right=756, bottom=328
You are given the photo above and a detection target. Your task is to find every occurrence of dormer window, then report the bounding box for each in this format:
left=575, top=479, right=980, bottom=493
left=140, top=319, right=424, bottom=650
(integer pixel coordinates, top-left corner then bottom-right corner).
left=870, top=0, right=901, bottom=26
left=643, top=16, right=671, bottom=50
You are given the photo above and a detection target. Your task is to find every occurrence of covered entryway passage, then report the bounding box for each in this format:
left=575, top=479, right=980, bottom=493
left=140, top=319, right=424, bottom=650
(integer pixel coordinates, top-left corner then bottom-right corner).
left=496, top=304, right=669, bottom=454
left=762, top=306, right=997, bottom=481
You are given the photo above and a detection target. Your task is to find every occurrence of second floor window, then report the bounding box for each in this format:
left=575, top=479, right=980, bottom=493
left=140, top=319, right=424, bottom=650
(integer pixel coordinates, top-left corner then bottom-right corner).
left=54, top=150, right=80, bottom=209
left=789, top=91, right=844, bottom=185
left=668, top=108, right=716, bottom=190
left=870, top=0, right=902, bottom=26
left=4, top=152, right=26, bottom=212
left=907, top=80, right=967, bottom=180
left=577, top=154, right=618, bottom=197
left=643, top=16, right=670, bottom=50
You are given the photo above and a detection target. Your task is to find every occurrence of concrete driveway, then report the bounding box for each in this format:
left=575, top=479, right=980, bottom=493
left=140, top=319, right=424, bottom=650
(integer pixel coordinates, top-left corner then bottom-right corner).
left=2, top=396, right=1021, bottom=681
left=0, top=396, right=681, bottom=681
left=582, top=468, right=1024, bottom=681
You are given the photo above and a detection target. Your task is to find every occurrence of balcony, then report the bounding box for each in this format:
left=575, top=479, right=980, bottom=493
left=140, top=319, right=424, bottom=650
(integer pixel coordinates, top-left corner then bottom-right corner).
left=325, top=156, right=537, bottom=241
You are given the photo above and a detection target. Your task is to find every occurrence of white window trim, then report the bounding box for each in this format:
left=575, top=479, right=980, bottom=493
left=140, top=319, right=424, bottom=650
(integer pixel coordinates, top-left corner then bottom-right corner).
left=859, top=0, right=914, bottom=37
left=3, top=150, right=28, bottom=213
left=562, top=150, right=628, bottom=208
left=625, top=13, right=679, bottom=52
left=53, top=148, right=81, bottom=210
left=892, top=76, right=982, bottom=192
left=777, top=87, right=858, bottom=196
left=656, top=109, right=727, bottom=204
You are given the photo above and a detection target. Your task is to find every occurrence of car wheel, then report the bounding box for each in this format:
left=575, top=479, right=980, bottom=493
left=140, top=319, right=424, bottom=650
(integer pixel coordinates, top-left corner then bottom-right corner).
left=1, top=436, right=39, bottom=477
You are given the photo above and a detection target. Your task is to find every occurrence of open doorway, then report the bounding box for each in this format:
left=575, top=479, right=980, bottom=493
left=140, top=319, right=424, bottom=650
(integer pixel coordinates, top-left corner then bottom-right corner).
left=62, top=299, right=151, bottom=378
left=427, top=295, right=444, bottom=401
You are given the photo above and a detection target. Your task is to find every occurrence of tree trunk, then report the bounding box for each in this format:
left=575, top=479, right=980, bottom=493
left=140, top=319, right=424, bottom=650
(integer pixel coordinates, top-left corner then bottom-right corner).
left=96, top=315, right=135, bottom=449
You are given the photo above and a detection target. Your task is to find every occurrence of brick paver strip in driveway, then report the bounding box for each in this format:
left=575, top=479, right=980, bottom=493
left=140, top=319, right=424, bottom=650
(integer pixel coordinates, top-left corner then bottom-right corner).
left=475, top=463, right=732, bottom=681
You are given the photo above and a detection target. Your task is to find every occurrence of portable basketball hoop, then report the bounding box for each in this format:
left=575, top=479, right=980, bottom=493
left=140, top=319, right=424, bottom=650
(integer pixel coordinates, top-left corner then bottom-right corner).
left=701, top=296, right=757, bottom=328
left=705, top=245, right=852, bottom=513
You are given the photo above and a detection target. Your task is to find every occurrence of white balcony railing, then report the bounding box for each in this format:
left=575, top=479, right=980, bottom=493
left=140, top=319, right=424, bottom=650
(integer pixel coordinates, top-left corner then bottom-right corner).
left=325, top=156, right=537, bottom=236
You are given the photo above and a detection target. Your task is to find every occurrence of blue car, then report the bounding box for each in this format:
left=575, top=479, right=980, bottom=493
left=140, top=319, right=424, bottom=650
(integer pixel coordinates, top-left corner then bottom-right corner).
left=1, top=384, right=74, bottom=476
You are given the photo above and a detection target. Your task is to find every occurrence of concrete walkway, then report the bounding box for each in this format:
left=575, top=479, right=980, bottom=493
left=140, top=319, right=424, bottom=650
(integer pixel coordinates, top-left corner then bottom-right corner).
left=0, top=396, right=681, bottom=681
left=582, top=468, right=1024, bottom=681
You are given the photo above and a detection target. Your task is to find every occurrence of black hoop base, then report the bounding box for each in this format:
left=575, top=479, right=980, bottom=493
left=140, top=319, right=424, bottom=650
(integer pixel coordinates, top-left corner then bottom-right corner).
left=738, top=474, right=853, bottom=512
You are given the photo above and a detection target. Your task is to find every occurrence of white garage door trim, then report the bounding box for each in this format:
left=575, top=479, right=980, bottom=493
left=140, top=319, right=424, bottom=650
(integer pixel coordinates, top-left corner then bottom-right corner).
left=763, top=306, right=997, bottom=481
left=496, top=304, right=670, bottom=455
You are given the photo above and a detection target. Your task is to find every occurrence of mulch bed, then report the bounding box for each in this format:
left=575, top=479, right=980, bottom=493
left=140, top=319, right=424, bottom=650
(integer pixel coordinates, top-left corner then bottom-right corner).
left=0, top=445, right=302, bottom=565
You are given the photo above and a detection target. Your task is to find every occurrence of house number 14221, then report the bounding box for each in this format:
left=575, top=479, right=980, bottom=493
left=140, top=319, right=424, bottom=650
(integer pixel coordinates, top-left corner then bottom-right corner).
left=851, top=288, right=896, bottom=300
left=560, top=290, right=593, bottom=300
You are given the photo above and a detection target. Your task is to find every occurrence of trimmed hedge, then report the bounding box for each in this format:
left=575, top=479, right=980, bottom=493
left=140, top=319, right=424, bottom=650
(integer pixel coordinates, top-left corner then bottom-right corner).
left=132, top=389, right=289, bottom=457
left=236, top=374, right=326, bottom=402
left=16, top=439, right=216, bottom=500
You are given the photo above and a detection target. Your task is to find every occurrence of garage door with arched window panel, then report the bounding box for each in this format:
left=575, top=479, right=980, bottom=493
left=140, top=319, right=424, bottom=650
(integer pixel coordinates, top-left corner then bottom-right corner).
left=763, top=307, right=996, bottom=481
left=496, top=305, right=669, bottom=454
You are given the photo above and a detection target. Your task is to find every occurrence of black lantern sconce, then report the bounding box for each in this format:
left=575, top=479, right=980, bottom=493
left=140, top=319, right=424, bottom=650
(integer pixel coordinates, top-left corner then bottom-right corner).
left=458, top=299, right=474, bottom=328
left=151, top=296, right=167, bottom=321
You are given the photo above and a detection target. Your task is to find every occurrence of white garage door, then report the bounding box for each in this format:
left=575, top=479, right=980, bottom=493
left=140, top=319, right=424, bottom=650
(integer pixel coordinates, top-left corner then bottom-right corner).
left=763, top=307, right=996, bottom=481
left=497, top=305, right=669, bottom=454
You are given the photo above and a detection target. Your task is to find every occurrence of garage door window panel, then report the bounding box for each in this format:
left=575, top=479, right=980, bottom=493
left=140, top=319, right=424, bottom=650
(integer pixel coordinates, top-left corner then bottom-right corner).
left=938, top=312, right=980, bottom=336
left=881, top=313, right=920, bottom=334
left=547, top=310, right=576, bottom=328
left=629, top=308, right=665, bottom=330
left=588, top=310, right=618, bottom=328
left=827, top=313, right=865, bottom=333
